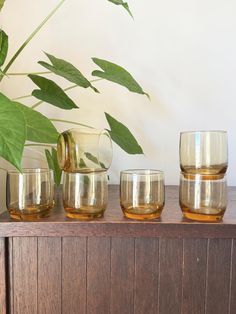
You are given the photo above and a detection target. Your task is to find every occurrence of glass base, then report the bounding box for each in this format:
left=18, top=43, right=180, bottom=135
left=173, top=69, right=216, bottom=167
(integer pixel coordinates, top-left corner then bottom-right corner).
left=121, top=204, right=163, bottom=220
left=8, top=208, right=51, bottom=221
left=182, top=211, right=224, bottom=222
left=66, top=212, right=104, bottom=220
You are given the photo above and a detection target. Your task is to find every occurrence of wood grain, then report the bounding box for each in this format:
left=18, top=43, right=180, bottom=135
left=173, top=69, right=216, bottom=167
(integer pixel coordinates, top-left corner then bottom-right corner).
left=205, top=239, right=232, bottom=314
left=134, top=238, right=159, bottom=314
left=7, top=238, right=13, bottom=314
left=0, top=238, right=6, bottom=314
left=87, top=237, right=111, bottom=314
left=229, top=239, right=236, bottom=313
left=159, top=238, right=183, bottom=314
left=38, top=237, right=62, bottom=314
left=0, top=186, right=236, bottom=238
left=62, top=237, right=87, bottom=314
left=13, top=237, right=37, bottom=314
left=182, top=239, right=207, bottom=314
left=110, top=238, right=135, bottom=314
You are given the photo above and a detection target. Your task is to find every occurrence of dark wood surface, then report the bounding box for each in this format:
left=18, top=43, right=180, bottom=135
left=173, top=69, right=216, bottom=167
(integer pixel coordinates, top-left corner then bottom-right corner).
left=0, top=186, right=236, bottom=238
left=5, top=237, right=236, bottom=314
left=0, top=238, right=6, bottom=314
left=62, top=238, right=87, bottom=314
left=12, top=238, right=37, bottom=314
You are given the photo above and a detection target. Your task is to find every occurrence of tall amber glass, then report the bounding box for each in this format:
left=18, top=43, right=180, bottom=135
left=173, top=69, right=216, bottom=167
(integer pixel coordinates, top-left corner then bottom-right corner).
left=6, top=169, right=54, bottom=220
left=179, top=131, right=228, bottom=175
left=63, top=170, right=108, bottom=219
left=179, top=172, right=227, bottom=222
left=120, top=169, right=165, bottom=220
left=57, top=128, right=112, bottom=173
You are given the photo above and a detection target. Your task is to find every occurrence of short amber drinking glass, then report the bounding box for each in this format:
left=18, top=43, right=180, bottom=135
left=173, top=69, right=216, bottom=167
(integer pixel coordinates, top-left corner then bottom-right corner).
left=57, top=128, right=113, bottom=173
left=120, top=169, right=165, bottom=220
left=179, top=131, right=228, bottom=175
left=6, top=169, right=54, bottom=220
left=179, top=172, right=227, bottom=222
left=63, top=171, right=108, bottom=219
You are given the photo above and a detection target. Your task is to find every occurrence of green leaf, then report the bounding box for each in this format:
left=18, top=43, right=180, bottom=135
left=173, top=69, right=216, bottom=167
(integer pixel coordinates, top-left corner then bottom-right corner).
left=92, top=58, right=149, bottom=98
left=38, top=53, right=99, bottom=93
left=79, top=158, right=87, bottom=168
left=45, top=148, right=62, bottom=186
left=28, top=74, right=78, bottom=110
left=0, top=93, right=26, bottom=171
left=0, top=30, right=8, bottom=67
left=108, top=0, right=133, bottom=17
left=0, top=0, right=5, bottom=11
left=105, top=112, right=143, bottom=154
left=15, top=103, right=59, bottom=143
left=84, top=152, right=106, bottom=169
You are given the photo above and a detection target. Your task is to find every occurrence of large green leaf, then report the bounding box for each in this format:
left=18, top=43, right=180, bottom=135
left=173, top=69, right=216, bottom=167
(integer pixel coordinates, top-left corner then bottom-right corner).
left=0, top=93, right=26, bottom=171
left=0, top=30, right=8, bottom=67
left=105, top=112, right=143, bottom=154
left=28, top=74, right=78, bottom=110
left=108, top=0, right=133, bottom=17
left=45, top=148, right=62, bottom=186
left=0, top=0, right=5, bottom=11
left=38, top=53, right=99, bottom=93
left=92, top=58, right=149, bottom=98
left=15, top=103, right=59, bottom=143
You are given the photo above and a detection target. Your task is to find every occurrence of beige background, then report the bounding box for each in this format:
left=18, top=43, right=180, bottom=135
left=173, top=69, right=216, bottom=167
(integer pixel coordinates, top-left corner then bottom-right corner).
left=1, top=0, right=236, bottom=195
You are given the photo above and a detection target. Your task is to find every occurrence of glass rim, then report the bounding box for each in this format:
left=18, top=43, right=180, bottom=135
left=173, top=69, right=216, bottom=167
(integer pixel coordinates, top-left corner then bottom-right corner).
left=7, top=168, right=53, bottom=175
left=63, top=128, right=110, bottom=136
left=180, top=130, right=227, bottom=135
left=63, top=169, right=108, bottom=175
left=180, top=172, right=226, bottom=180
left=121, top=169, right=164, bottom=176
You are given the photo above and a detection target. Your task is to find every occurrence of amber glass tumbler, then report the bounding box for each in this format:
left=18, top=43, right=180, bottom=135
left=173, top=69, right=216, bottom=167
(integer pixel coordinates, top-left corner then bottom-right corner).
left=120, top=169, right=165, bottom=220
left=6, top=169, right=54, bottom=220
left=63, top=170, right=108, bottom=219
left=179, top=172, right=227, bottom=222
left=57, top=128, right=112, bottom=173
left=179, top=131, right=228, bottom=175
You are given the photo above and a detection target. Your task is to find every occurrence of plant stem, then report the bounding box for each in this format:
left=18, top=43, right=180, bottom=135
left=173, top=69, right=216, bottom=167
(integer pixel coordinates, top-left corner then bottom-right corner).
left=24, top=144, right=56, bottom=148
left=0, top=0, right=66, bottom=81
left=50, top=119, right=94, bottom=129
left=31, top=100, right=44, bottom=109
left=7, top=71, right=51, bottom=76
left=12, top=95, right=32, bottom=101
left=30, top=78, right=103, bottom=109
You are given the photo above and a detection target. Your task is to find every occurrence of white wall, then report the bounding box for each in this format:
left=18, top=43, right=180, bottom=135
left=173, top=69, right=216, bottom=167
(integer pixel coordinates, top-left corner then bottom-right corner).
left=1, top=0, right=236, bottom=186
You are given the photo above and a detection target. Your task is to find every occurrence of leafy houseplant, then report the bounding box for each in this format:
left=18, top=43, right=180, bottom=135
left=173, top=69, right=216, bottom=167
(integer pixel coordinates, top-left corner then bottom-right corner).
left=0, top=0, right=148, bottom=184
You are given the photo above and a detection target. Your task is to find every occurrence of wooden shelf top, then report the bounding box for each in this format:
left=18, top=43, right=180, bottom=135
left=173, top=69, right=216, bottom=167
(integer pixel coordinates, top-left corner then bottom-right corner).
left=0, top=185, right=236, bottom=238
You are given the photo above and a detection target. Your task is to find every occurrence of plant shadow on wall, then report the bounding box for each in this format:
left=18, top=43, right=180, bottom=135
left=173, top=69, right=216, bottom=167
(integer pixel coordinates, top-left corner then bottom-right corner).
left=0, top=0, right=149, bottom=185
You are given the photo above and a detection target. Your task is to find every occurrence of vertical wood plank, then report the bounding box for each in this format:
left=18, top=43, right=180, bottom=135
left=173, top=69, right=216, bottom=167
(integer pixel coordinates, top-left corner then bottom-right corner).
left=62, top=237, right=86, bottom=314
left=182, top=239, right=207, bottom=314
left=87, top=237, right=111, bottom=314
left=159, top=238, right=183, bottom=314
left=134, top=238, right=159, bottom=314
left=111, top=238, right=135, bottom=314
left=229, top=239, right=236, bottom=313
left=13, top=237, right=37, bottom=314
left=38, top=237, right=62, bottom=314
left=205, top=239, right=231, bottom=314
left=7, top=238, right=13, bottom=314
left=0, top=238, right=6, bottom=314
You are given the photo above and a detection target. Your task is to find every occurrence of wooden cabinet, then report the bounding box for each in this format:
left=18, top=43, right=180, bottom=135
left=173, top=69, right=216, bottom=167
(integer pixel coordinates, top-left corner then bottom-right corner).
left=0, top=186, right=236, bottom=314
